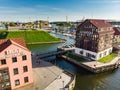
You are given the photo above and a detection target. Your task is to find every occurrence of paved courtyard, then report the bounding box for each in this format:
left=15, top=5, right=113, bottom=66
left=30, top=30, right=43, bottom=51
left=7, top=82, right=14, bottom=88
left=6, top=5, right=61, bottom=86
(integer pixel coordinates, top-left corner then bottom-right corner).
left=17, top=56, right=72, bottom=90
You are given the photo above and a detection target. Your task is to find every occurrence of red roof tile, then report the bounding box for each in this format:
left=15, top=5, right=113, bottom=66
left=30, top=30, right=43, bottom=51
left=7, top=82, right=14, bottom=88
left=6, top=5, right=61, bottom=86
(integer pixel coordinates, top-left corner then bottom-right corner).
left=89, top=19, right=112, bottom=28
left=113, top=27, right=120, bottom=35
left=0, top=38, right=28, bottom=52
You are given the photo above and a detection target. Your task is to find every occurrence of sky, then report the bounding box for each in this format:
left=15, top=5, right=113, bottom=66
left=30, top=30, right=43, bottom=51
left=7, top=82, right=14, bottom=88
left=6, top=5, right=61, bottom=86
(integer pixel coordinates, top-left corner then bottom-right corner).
left=0, top=0, right=120, bottom=22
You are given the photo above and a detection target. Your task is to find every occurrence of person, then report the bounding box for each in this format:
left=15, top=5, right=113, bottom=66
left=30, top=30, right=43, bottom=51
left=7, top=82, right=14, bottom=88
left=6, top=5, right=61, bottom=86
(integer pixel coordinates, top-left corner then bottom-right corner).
left=94, top=64, right=96, bottom=68
left=38, top=61, right=40, bottom=64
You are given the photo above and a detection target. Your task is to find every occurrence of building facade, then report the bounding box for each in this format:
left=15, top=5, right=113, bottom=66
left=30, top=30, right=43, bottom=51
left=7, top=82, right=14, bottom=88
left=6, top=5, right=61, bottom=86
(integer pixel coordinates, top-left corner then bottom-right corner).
left=0, top=38, right=33, bottom=90
left=75, top=19, right=114, bottom=60
left=113, top=27, right=120, bottom=42
left=0, top=22, right=6, bottom=30
left=33, top=20, right=49, bottom=29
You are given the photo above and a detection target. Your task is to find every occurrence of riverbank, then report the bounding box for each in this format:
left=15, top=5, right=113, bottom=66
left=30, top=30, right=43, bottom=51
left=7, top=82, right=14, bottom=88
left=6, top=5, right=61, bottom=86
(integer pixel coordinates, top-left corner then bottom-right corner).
left=26, top=40, right=65, bottom=45
left=0, top=30, right=62, bottom=44
left=60, top=55, right=120, bottom=73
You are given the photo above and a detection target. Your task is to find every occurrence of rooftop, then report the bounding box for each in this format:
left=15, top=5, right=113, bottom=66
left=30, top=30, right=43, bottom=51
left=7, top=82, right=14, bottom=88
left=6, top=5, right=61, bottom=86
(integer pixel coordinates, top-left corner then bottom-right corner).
left=89, top=19, right=112, bottom=28
left=113, top=27, right=120, bottom=35
left=79, top=19, right=112, bottom=28
left=0, top=38, right=28, bottom=52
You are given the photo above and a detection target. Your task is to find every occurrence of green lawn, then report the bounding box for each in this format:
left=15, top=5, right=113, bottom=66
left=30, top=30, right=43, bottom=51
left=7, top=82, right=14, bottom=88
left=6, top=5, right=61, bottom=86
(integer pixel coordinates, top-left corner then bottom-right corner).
left=65, top=53, right=85, bottom=62
left=0, top=30, right=61, bottom=43
left=98, top=53, right=117, bottom=63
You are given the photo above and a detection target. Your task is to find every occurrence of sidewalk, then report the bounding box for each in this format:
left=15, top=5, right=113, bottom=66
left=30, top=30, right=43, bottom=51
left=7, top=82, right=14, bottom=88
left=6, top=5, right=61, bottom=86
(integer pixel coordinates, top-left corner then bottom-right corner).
left=17, top=56, right=73, bottom=90
left=44, top=72, right=71, bottom=90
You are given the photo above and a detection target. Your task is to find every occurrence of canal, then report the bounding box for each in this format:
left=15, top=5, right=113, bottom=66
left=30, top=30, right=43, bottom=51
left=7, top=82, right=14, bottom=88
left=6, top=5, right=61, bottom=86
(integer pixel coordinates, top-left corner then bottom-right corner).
left=28, top=33, right=120, bottom=90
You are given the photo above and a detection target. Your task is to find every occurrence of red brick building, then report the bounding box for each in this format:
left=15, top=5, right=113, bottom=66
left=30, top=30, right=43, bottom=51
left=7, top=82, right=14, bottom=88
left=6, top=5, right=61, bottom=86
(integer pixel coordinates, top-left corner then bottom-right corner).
left=75, top=19, right=114, bottom=60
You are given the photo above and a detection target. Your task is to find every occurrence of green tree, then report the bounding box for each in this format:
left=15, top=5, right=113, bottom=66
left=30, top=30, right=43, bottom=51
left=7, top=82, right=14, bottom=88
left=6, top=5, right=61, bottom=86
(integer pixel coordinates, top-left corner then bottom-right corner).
left=9, top=22, right=16, bottom=26
left=66, top=22, right=72, bottom=27
left=5, top=23, right=8, bottom=30
left=39, top=23, right=43, bottom=29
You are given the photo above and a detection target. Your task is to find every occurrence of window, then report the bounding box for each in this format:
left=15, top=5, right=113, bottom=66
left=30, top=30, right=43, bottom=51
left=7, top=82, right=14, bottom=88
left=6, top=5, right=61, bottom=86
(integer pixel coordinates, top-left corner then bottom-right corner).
left=92, top=55, right=96, bottom=58
left=12, top=57, right=17, bottom=63
left=22, top=55, right=27, bottom=60
left=104, top=51, right=107, bottom=56
left=24, top=76, right=29, bottom=83
left=79, top=51, right=83, bottom=54
left=104, top=28, right=107, bottom=30
left=86, top=53, right=91, bottom=58
left=15, top=79, right=20, bottom=86
left=109, top=49, right=112, bottom=53
left=99, top=53, right=102, bottom=58
left=23, top=66, right=28, bottom=72
left=3, top=69, right=8, bottom=75
left=13, top=68, right=19, bottom=75
left=1, top=59, right=6, bottom=65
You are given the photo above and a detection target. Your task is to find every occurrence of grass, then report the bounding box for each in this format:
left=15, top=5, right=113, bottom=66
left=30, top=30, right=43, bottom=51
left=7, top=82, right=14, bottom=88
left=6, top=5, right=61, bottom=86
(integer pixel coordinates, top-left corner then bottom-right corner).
left=0, top=30, right=61, bottom=43
left=116, top=38, right=120, bottom=42
left=65, top=53, right=85, bottom=62
left=98, top=53, right=117, bottom=63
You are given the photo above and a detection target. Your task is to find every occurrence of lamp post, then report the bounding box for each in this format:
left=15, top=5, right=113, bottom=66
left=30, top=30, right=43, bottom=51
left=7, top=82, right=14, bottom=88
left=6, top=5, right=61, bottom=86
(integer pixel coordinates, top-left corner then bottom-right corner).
left=62, top=81, right=65, bottom=90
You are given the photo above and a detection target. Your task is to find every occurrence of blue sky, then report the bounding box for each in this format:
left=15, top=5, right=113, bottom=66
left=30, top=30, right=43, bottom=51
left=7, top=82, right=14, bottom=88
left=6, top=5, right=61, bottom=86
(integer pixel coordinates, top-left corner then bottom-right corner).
left=0, top=0, right=120, bottom=22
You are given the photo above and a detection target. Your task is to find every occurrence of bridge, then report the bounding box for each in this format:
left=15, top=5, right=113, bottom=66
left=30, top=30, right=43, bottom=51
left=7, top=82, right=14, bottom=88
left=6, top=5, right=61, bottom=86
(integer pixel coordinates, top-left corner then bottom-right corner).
left=36, top=50, right=67, bottom=59
left=35, top=45, right=75, bottom=59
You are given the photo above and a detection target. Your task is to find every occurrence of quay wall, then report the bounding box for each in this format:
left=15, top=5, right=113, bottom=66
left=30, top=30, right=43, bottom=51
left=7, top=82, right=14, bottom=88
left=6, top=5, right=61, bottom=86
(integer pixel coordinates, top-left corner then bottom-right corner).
left=64, top=71, right=76, bottom=90
left=60, top=55, right=119, bottom=73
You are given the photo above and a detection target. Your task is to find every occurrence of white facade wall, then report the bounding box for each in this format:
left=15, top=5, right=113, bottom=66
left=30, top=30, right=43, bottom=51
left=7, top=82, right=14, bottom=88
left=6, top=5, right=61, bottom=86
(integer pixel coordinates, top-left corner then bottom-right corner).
left=75, top=47, right=113, bottom=60
left=115, top=35, right=120, bottom=39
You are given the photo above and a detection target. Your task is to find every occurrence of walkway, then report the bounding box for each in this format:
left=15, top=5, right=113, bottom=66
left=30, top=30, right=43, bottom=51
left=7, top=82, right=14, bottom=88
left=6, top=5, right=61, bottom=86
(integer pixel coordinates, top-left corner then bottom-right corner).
left=83, top=56, right=120, bottom=68
left=44, top=72, right=71, bottom=90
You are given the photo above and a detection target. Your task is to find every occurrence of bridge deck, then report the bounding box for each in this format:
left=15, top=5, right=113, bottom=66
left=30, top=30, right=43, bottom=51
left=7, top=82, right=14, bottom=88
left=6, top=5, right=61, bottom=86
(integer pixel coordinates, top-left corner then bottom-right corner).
left=36, top=51, right=67, bottom=59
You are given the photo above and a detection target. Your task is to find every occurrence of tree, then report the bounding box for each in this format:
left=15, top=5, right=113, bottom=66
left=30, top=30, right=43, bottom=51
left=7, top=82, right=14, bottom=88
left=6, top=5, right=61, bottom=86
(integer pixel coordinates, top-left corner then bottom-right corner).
left=5, top=23, right=8, bottom=30
left=57, top=22, right=64, bottom=32
left=66, top=22, right=72, bottom=27
left=9, top=22, right=16, bottom=26
left=39, top=22, right=43, bottom=29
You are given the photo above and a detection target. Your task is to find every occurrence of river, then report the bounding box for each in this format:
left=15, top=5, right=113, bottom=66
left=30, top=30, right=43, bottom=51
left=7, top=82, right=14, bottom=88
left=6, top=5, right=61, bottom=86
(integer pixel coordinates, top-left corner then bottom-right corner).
left=27, top=33, right=120, bottom=90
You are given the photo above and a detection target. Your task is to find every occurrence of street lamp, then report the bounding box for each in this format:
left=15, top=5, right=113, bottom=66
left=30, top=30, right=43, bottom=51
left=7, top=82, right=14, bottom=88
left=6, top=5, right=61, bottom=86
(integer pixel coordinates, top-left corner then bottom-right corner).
left=62, top=80, right=65, bottom=90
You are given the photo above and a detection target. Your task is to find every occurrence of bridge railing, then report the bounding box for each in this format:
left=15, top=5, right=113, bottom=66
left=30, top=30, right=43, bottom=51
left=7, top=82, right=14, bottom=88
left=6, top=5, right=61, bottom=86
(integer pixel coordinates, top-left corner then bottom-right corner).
left=36, top=50, right=57, bottom=56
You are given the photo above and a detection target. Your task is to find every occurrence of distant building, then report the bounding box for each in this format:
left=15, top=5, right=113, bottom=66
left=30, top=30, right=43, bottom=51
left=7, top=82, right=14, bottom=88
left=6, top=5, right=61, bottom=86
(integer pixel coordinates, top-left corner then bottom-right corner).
left=33, top=20, right=49, bottom=29
left=75, top=19, right=114, bottom=60
left=0, top=22, right=6, bottom=30
left=8, top=26, right=24, bottom=30
left=0, top=38, right=33, bottom=90
left=113, top=27, right=120, bottom=42
left=24, top=22, right=33, bottom=29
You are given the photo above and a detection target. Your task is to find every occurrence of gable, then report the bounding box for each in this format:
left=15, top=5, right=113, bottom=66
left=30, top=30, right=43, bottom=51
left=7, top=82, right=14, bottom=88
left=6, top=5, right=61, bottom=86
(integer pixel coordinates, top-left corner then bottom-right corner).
left=0, top=38, right=29, bottom=52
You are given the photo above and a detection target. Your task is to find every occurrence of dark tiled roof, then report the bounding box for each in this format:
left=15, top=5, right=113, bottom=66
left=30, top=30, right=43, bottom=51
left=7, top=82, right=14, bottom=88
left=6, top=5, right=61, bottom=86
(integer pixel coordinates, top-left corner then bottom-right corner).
left=78, top=19, right=112, bottom=28
left=89, top=19, right=112, bottom=28
left=113, top=27, right=120, bottom=35
left=0, top=38, right=28, bottom=52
